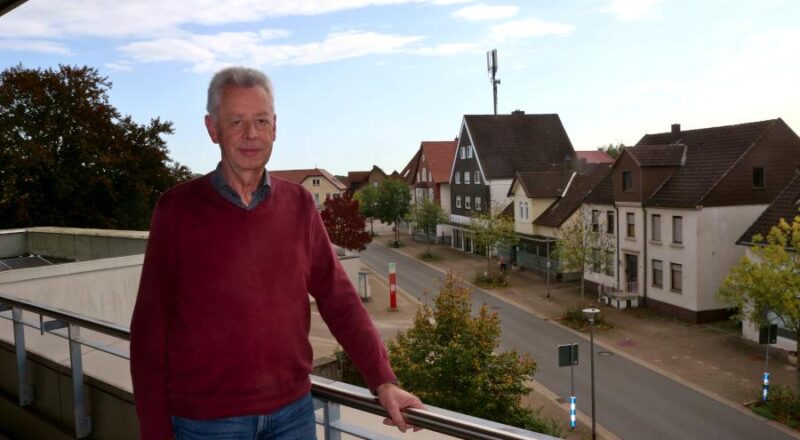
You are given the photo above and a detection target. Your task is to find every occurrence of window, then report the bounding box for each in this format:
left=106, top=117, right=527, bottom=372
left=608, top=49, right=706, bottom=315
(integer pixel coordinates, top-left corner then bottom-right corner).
left=421, top=168, right=426, bottom=182
left=604, top=250, right=615, bottom=276
left=518, top=201, right=529, bottom=219
left=753, top=167, right=765, bottom=188
left=456, top=196, right=462, bottom=208
left=417, top=172, right=421, bottom=182
left=314, top=193, right=320, bottom=204
left=465, top=196, right=471, bottom=209
left=652, top=259, right=663, bottom=287
left=333, top=193, right=341, bottom=199
left=606, top=211, right=615, bottom=235
left=464, top=172, right=471, bottom=184
left=591, top=249, right=601, bottom=273
left=591, top=210, right=600, bottom=232
left=652, top=214, right=661, bottom=241
left=671, top=263, right=682, bottom=292
left=372, top=182, right=378, bottom=187
left=460, top=146, right=466, bottom=159
left=672, top=216, right=683, bottom=244
left=475, top=197, right=482, bottom=211
left=325, top=193, right=331, bottom=200
left=428, top=171, right=432, bottom=182
left=455, top=172, right=461, bottom=184
left=622, top=171, right=633, bottom=192
left=474, top=171, right=480, bottom=184
left=312, top=178, right=320, bottom=186
left=467, top=145, right=473, bottom=158
left=626, top=212, right=635, bottom=238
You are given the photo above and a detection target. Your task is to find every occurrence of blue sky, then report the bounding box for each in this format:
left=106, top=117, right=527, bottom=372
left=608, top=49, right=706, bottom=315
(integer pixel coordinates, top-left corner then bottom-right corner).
left=2, top=0, right=799, bottom=176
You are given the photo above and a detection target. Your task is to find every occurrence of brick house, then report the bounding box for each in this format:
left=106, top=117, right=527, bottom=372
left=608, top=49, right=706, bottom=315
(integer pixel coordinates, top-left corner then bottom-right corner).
left=400, top=140, right=458, bottom=211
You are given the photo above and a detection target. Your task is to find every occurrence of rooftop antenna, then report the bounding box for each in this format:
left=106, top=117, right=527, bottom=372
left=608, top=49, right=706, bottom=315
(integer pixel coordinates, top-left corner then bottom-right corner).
left=486, top=49, right=500, bottom=115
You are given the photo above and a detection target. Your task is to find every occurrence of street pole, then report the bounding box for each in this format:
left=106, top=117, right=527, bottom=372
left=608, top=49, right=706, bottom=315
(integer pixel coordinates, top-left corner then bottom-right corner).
left=583, top=308, right=600, bottom=440
left=546, top=240, right=551, bottom=299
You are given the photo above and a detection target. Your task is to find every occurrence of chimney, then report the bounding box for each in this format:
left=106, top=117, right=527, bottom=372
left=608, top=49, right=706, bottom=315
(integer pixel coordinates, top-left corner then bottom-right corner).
left=511, top=109, right=525, bottom=115
left=671, top=123, right=681, bottom=135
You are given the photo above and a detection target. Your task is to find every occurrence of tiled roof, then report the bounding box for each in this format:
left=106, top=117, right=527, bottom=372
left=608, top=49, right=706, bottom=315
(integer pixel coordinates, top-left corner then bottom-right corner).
left=583, top=172, right=614, bottom=205
left=738, top=174, right=800, bottom=244
left=421, top=141, right=458, bottom=183
left=637, top=119, right=779, bottom=207
left=400, top=150, right=420, bottom=184
left=512, top=171, right=574, bottom=198
left=625, top=144, right=686, bottom=167
left=270, top=168, right=347, bottom=190
left=535, top=163, right=612, bottom=227
left=576, top=150, right=614, bottom=164
left=464, top=114, right=575, bottom=180
left=346, top=170, right=371, bottom=184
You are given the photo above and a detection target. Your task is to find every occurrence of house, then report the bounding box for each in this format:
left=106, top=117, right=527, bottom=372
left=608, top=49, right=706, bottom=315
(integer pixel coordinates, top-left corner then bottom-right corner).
left=506, top=163, right=611, bottom=278
left=585, top=119, right=800, bottom=323
left=736, top=174, right=800, bottom=350
left=445, top=112, right=577, bottom=253
left=400, top=140, right=458, bottom=212
left=270, top=168, right=347, bottom=208
left=341, top=165, right=388, bottom=197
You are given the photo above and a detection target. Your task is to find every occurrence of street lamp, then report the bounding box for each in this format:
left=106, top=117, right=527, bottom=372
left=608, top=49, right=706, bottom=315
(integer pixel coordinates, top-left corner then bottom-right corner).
left=582, top=307, right=600, bottom=440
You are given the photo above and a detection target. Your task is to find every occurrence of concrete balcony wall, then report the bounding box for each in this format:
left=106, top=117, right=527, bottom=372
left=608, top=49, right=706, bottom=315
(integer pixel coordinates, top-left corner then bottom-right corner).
left=0, top=227, right=148, bottom=262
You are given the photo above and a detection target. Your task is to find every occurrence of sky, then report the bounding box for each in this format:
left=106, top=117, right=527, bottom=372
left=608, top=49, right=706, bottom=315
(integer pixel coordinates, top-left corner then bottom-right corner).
left=2, top=0, right=799, bottom=176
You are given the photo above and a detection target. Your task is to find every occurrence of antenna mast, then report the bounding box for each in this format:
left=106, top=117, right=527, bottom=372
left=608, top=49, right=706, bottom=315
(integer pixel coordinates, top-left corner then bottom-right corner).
left=486, top=49, right=500, bottom=115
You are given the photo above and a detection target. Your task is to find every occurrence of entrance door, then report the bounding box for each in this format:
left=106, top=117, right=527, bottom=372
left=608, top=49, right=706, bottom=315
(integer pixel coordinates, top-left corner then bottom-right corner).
left=625, top=254, right=638, bottom=293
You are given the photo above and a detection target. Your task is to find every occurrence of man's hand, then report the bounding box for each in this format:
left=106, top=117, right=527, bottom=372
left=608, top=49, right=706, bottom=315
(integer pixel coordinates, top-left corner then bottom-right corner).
left=376, top=382, right=425, bottom=433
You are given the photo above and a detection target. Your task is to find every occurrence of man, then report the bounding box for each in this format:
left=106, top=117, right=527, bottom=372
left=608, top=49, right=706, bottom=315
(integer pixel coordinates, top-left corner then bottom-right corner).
left=130, top=66, right=423, bottom=440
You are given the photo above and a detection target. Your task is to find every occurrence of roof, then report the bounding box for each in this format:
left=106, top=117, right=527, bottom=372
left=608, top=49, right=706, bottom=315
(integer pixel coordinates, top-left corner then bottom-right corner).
left=463, top=114, right=575, bottom=180
left=637, top=119, right=779, bottom=207
left=577, top=150, right=614, bottom=164
left=738, top=174, right=800, bottom=244
left=270, top=168, right=347, bottom=190
left=511, top=171, right=574, bottom=198
left=535, top=164, right=612, bottom=227
left=421, top=141, right=458, bottom=183
left=583, top=172, right=614, bottom=205
left=400, top=150, right=420, bottom=184
left=625, top=144, right=686, bottom=167
left=0, top=255, right=53, bottom=272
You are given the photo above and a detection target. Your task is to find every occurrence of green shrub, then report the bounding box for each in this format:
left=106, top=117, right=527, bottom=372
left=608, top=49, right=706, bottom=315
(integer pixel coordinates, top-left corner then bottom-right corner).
left=418, top=251, right=442, bottom=262
left=474, top=272, right=508, bottom=288
left=751, top=385, right=800, bottom=429
left=560, top=305, right=613, bottom=331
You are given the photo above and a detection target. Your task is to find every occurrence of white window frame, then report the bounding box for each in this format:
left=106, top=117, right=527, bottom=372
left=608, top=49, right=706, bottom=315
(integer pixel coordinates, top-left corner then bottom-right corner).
left=466, top=145, right=473, bottom=158
left=474, top=171, right=480, bottom=184
left=465, top=196, right=471, bottom=209
left=464, top=172, right=471, bottom=184
left=456, top=195, right=462, bottom=208
left=475, top=196, right=481, bottom=211
left=460, top=146, right=466, bottom=159
left=673, top=216, right=683, bottom=244
left=671, top=263, right=683, bottom=292
left=428, top=171, right=432, bottom=182
left=652, top=214, right=661, bottom=242
left=455, top=172, right=461, bottom=184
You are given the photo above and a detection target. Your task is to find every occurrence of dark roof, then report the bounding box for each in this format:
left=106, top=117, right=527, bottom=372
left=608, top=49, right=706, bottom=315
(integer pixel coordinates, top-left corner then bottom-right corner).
left=738, top=174, right=800, bottom=244
left=400, top=150, right=420, bottom=184
left=637, top=119, right=779, bottom=207
left=577, top=150, right=614, bottom=164
left=463, top=114, right=575, bottom=180
left=625, top=144, right=686, bottom=167
left=583, top=172, right=613, bottom=205
left=535, top=164, right=612, bottom=227
left=511, top=171, right=574, bottom=198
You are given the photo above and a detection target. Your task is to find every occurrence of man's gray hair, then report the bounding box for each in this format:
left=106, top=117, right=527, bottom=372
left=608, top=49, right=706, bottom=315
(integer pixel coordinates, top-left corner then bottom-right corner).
left=206, top=66, right=274, bottom=118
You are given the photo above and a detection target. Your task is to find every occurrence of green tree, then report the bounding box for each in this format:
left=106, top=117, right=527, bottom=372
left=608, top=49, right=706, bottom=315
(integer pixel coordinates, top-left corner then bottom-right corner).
left=354, top=185, right=379, bottom=235
left=470, top=204, right=519, bottom=274
left=598, top=142, right=625, bottom=159
left=555, top=207, right=614, bottom=298
left=375, top=179, right=411, bottom=246
left=718, top=216, right=800, bottom=396
left=320, top=195, right=372, bottom=251
left=387, top=272, right=561, bottom=436
left=0, top=64, right=191, bottom=230
left=408, top=199, right=448, bottom=255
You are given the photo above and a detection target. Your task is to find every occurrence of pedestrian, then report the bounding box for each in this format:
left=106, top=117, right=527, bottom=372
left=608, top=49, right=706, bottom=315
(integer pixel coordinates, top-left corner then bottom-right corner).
left=130, top=66, right=423, bottom=440
left=499, top=255, right=508, bottom=273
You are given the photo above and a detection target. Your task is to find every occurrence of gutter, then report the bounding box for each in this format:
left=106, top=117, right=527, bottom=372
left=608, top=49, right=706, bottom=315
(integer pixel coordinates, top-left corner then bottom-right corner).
left=642, top=205, right=648, bottom=306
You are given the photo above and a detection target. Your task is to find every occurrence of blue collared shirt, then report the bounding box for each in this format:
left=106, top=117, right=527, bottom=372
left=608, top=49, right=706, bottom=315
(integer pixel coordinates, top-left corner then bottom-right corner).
left=210, top=163, right=271, bottom=210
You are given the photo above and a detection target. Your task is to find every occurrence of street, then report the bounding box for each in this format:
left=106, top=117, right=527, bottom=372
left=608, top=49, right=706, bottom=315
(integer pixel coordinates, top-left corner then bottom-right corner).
left=361, top=242, right=796, bottom=440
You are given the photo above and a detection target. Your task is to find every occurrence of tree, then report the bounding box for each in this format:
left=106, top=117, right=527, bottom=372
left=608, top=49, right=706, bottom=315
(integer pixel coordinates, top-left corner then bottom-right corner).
left=0, top=64, right=191, bottom=230
left=408, top=199, right=448, bottom=255
left=387, top=272, right=560, bottom=436
left=470, top=204, right=519, bottom=274
left=320, top=195, right=372, bottom=251
left=598, top=142, right=625, bottom=159
left=555, top=207, right=614, bottom=298
left=353, top=185, right=379, bottom=235
left=718, top=216, right=800, bottom=396
left=375, top=179, right=411, bottom=246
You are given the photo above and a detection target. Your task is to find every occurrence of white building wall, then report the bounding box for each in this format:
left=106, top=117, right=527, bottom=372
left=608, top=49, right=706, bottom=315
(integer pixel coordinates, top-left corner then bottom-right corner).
left=489, top=179, right=513, bottom=210
left=440, top=184, right=451, bottom=215
left=617, top=203, right=645, bottom=292
left=582, top=203, right=618, bottom=288
left=645, top=208, right=699, bottom=311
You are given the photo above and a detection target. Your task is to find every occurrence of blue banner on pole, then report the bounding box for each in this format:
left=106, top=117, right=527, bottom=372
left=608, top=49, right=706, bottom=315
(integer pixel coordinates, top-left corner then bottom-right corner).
left=570, top=396, right=576, bottom=429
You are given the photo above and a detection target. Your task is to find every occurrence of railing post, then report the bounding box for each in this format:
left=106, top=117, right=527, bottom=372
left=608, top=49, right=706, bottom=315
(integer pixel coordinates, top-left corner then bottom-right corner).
left=67, top=324, right=92, bottom=438
left=11, top=307, right=35, bottom=406
left=323, top=399, right=342, bottom=440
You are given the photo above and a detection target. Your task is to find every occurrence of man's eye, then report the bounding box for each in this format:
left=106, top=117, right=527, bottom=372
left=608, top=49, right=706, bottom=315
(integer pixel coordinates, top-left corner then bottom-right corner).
left=231, top=120, right=242, bottom=127
left=256, top=119, right=269, bottom=127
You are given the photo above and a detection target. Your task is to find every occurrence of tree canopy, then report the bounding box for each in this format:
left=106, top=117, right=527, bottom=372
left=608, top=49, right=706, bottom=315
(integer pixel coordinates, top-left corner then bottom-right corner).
left=320, top=195, right=372, bottom=251
left=470, top=204, right=519, bottom=273
left=718, top=216, right=800, bottom=396
left=375, top=178, right=411, bottom=245
left=408, top=198, right=448, bottom=253
left=353, top=184, right=379, bottom=235
left=555, top=208, right=615, bottom=298
left=0, top=64, right=191, bottom=230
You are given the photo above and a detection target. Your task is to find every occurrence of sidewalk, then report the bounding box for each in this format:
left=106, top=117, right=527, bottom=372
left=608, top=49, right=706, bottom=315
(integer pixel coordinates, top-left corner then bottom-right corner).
left=380, top=233, right=799, bottom=433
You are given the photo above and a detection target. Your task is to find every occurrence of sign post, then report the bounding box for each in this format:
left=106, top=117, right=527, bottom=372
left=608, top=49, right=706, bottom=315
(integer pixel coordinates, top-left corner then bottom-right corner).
left=558, top=343, right=579, bottom=430
left=759, top=324, right=778, bottom=401
left=388, top=263, right=397, bottom=310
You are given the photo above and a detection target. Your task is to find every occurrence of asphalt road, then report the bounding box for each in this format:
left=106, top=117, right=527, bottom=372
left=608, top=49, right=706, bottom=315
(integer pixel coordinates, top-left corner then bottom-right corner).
left=362, top=242, right=795, bottom=440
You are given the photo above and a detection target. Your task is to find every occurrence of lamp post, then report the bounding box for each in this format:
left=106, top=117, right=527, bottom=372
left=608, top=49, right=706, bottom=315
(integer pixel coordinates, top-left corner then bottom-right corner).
left=582, top=307, right=600, bottom=440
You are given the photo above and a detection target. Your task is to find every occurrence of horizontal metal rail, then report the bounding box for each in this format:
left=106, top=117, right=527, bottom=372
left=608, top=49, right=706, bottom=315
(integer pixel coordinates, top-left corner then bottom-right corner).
left=0, top=292, right=555, bottom=440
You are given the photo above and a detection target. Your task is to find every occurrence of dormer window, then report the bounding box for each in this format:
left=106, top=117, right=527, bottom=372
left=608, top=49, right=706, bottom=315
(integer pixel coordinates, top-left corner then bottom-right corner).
left=753, top=167, right=765, bottom=188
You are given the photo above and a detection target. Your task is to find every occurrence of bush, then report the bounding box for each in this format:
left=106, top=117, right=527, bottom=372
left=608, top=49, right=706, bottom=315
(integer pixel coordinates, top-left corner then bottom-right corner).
left=751, top=385, right=800, bottom=429
left=560, top=305, right=613, bottom=331
left=388, top=240, right=403, bottom=248
left=333, top=348, right=366, bottom=388
left=418, top=251, right=442, bottom=262
left=473, top=272, right=509, bottom=288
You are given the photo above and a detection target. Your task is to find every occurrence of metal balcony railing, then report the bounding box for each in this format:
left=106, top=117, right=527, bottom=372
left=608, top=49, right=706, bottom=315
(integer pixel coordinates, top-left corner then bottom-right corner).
left=0, top=293, right=556, bottom=440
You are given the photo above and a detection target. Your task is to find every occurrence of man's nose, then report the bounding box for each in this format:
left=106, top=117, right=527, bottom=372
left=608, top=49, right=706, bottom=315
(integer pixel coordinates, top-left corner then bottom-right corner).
left=245, top=120, right=258, bottom=138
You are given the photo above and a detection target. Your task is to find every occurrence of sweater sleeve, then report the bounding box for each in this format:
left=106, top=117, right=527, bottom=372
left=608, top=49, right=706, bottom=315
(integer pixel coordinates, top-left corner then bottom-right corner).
left=130, top=196, right=176, bottom=440
left=306, top=196, right=397, bottom=391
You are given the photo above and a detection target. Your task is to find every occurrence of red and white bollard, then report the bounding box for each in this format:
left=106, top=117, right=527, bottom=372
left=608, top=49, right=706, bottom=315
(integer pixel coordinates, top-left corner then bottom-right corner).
left=388, top=262, right=397, bottom=310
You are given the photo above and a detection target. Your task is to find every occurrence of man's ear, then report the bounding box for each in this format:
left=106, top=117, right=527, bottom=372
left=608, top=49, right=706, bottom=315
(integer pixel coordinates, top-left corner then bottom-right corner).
left=205, top=115, right=220, bottom=144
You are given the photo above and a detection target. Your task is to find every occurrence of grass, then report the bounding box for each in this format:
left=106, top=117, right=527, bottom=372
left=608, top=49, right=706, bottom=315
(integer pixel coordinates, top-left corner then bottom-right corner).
left=560, top=305, right=614, bottom=332
left=749, top=385, right=800, bottom=430
left=387, top=240, right=403, bottom=248
left=473, top=272, right=509, bottom=288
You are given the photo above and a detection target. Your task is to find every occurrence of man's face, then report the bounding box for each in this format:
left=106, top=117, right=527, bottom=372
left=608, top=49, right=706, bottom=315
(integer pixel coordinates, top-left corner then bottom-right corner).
left=205, top=85, right=276, bottom=177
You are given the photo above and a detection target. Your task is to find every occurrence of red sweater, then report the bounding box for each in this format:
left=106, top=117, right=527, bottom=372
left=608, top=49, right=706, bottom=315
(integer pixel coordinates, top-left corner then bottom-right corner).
left=130, top=175, right=396, bottom=440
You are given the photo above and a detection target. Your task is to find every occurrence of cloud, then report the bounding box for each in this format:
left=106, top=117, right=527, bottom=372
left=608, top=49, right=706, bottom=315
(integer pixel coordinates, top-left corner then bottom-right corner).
left=433, top=0, right=476, bottom=4
left=0, top=39, right=72, bottom=54
left=410, top=42, right=480, bottom=55
left=104, top=62, right=133, bottom=72
left=600, top=0, right=661, bottom=21
left=490, top=18, right=575, bottom=41
left=452, top=4, right=518, bottom=21
left=118, top=30, right=424, bottom=72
